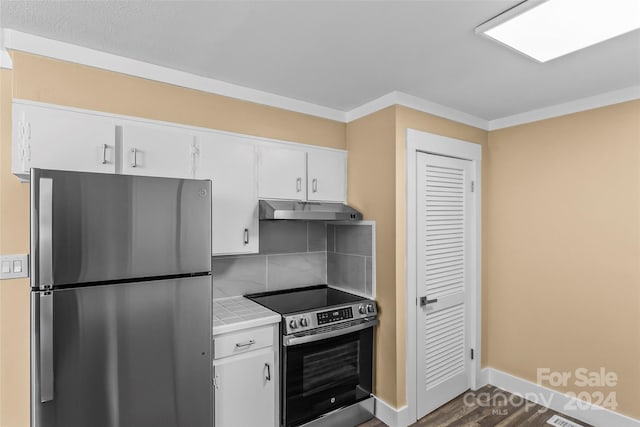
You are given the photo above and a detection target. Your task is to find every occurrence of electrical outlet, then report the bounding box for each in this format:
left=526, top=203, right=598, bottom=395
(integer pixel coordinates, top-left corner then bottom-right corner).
left=0, top=254, right=29, bottom=279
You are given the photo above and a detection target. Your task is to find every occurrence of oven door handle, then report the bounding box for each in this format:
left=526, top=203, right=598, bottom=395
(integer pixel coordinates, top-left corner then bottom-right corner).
left=283, top=319, right=378, bottom=346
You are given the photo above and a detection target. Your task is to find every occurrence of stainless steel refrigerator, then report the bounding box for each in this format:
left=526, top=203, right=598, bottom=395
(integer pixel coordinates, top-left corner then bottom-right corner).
left=30, top=168, right=213, bottom=427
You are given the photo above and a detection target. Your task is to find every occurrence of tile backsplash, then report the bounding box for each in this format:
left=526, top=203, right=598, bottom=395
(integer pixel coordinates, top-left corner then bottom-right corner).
left=212, top=220, right=374, bottom=299
left=327, top=224, right=374, bottom=296
left=212, top=221, right=327, bottom=298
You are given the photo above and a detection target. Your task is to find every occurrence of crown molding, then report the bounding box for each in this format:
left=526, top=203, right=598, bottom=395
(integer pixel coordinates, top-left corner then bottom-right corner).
left=2, top=29, right=346, bottom=122
left=345, top=92, right=400, bottom=123
left=0, top=26, right=12, bottom=69
left=488, top=85, right=640, bottom=130
left=346, top=91, right=490, bottom=130
left=2, top=29, right=637, bottom=130
left=0, top=49, right=12, bottom=69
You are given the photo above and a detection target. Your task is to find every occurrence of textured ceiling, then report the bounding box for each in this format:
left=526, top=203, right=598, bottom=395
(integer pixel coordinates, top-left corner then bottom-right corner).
left=1, top=0, right=639, bottom=120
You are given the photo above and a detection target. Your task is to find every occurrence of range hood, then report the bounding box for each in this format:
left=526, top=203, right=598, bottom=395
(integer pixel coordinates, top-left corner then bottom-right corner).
left=259, top=200, right=363, bottom=221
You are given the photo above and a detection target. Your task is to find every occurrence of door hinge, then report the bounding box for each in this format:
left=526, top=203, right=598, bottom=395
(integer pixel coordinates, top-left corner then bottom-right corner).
left=470, top=348, right=475, bottom=360
left=471, top=181, right=475, bottom=192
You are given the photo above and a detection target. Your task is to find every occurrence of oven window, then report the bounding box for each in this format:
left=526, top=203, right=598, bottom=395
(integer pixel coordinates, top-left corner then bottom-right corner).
left=284, top=328, right=373, bottom=427
left=302, top=341, right=360, bottom=396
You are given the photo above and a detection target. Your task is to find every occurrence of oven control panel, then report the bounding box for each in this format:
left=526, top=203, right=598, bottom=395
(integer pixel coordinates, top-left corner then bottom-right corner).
left=317, top=307, right=353, bottom=325
left=284, top=301, right=377, bottom=334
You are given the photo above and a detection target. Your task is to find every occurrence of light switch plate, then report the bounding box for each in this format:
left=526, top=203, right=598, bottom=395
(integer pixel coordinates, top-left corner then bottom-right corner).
left=0, top=254, right=29, bottom=279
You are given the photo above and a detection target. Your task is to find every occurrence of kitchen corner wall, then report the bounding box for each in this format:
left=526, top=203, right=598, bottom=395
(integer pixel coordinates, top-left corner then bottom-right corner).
left=327, top=223, right=374, bottom=296
left=212, top=221, right=375, bottom=299
left=486, top=100, right=640, bottom=419
left=346, top=105, right=489, bottom=408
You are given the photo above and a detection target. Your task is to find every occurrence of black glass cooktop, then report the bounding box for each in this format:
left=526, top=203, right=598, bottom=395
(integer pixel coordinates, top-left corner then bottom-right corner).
left=246, top=285, right=366, bottom=314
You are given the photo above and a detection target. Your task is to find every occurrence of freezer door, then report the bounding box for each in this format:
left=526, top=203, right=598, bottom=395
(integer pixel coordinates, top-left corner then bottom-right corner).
left=31, top=276, right=213, bottom=427
left=31, top=169, right=211, bottom=289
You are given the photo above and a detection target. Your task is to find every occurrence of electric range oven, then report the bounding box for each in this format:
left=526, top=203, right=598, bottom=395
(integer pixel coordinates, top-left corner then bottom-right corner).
left=246, top=285, right=377, bottom=427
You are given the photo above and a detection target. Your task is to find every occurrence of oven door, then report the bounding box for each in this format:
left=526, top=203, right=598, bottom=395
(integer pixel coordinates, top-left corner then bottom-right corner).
left=282, top=320, right=376, bottom=427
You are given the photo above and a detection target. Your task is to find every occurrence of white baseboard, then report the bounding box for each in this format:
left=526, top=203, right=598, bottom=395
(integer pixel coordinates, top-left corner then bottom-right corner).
left=374, top=396, right=409, bottom=427
left=482, top=368, right=640, bottom=427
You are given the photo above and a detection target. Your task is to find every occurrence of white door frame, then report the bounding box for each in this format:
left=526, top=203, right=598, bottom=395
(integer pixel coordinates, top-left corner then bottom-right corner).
left=405, top=128, right=482, bottom=425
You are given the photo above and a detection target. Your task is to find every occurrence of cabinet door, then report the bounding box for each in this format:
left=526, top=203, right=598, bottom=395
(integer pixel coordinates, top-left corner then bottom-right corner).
left=307, top=149, right=346, bottom=202
left=121, top=124, right=195, bottom=179
left=12, top=103, right=116, bottom=177
left=196, top=133, right=259, bottom=255
left=258, top=145, right=306, bottom=200
left=214, top=351, right=276, bottom=427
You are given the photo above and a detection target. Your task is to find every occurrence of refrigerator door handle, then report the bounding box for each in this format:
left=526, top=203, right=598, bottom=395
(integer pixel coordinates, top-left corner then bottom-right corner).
left=39, top=178, right=54, bottom=290
left=39, top=292, right=54, bottom=402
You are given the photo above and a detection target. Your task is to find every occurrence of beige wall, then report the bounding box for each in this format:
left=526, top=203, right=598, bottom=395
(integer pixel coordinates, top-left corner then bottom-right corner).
left=486, top=100, right=640, bottom=419
left=0, top=66, right=32, bottom=427
left=346, top=105, right=488, bottom=407
left=0, top=52, right=347, bottom=427
left=345, top=107, right=398, bottom=405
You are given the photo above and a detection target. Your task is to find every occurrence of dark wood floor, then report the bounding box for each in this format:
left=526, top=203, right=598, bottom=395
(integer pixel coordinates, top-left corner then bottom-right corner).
left=359, top=385, right=591, bottom=427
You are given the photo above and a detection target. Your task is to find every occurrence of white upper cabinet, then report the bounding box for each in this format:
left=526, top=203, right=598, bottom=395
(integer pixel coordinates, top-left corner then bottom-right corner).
left=12, top=102, right=116, bottom=179
left=196, top=132, right=259, bottom=255
left=121, top=124, right=195, bottom=179
left=258, top=144, right=307, bottom=201
left=258, top=143, right=347, bottom=203
left=307, top=149, right=346, bottom=202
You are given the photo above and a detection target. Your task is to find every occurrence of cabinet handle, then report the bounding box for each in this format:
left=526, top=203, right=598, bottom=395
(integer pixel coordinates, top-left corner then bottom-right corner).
left=243, top=228, right=249, bottom=245
left=312, top=178, right=318, bottom=193
left=235, top=339, right=255, bottom=348
left=296, top=177, right=302, bottom=192
left=265, top=363, right=271, bottom=381
left=131, top=148, right=138, bottom=168
left=101, top=144, right=108, bottom=164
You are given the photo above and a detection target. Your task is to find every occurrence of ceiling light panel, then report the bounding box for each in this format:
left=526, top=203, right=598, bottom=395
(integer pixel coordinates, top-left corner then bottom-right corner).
left=477, top=0, right=640, bottom=62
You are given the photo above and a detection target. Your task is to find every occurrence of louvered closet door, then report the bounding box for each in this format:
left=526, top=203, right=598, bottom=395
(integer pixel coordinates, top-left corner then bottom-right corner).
left=416, top=152, right=472, bottom=418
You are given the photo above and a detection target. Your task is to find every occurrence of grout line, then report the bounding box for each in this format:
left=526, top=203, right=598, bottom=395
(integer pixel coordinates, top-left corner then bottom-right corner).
left=332, top=251, right=369, bottom=258
left=323, top=251, right=327, bottom=284
left=263, top=251, right=327, bottom=257
left=265, top=254, right=269, bottom=290
left=333, top=225, right=336, bottom=252
left=363, top=255, right=367, bottom=295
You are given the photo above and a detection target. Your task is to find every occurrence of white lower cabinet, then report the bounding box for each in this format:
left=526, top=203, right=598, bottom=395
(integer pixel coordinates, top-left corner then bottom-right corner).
left=213, top=325, right=278, bottom=427
left=214, top=351, right=276, bottom=427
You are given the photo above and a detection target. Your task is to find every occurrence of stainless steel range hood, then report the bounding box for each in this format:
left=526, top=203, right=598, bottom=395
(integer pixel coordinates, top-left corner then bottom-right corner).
left=259, top=200, right=363, bottom=221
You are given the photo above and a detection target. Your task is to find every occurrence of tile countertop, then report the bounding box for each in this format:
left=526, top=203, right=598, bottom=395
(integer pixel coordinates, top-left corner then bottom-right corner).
left=212, top=296, right=281, bottom=336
